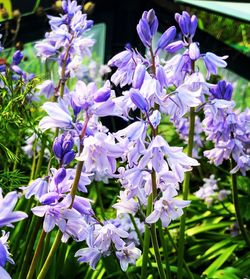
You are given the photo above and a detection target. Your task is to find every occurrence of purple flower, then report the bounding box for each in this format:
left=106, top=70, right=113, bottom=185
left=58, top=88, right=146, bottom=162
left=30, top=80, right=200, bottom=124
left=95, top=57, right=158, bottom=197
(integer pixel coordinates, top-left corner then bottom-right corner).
left=0, top=231, right=14, bottom=278
left=32, top=194, right=81, bottom=233
left=203, top=52, right=228, bottom=79
left=12, top=50, right=23, bottom=65
left=137, top=9, right=158, bottom=47
left=146, top=187, right=190, bottom=227
left=54, top=168, right=67, bottom=185
left=132, top=63, right=146, bottom=89
left=157, top=26, right=176, bottom=51
left=75, top=247, right=102, bottom=269
left=112, top=190, right=139, bottom=216
left=139, top=135, right=199, bottom=182
left=39, top=98, right=73, bottom=131
left=0, top=188, right=28, bottom=228
left=116, top=243, right=141, bottom=271
left=37, top=80, right=55, bottom=99
left=94, top=81, right=111, bottom=103
left=21, top=178, right=49, bottom=200
left=210, top=80, right=233, bottom=101
left=175, top=12, right=197, bottom=38
left=94, top=222, right=128, bottom=251
left=130, top=89, right=149, bottom=112
left=189, top=42, right=200, bottom=60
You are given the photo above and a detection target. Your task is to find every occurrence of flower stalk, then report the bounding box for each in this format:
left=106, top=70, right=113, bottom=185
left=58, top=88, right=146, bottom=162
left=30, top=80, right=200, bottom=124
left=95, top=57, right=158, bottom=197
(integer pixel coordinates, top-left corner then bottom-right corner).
left=177, top=106, right=195, bottom=279
left=231, top=161, right=250, bottom=248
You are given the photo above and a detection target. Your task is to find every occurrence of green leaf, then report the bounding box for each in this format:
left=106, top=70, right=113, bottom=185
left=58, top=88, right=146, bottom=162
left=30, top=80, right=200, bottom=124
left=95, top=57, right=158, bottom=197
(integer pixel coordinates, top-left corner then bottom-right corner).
left=186, top=222, right=232, bottom=236
left=203, top=244, right=238, bottom=277
left=202, top=239, right=232, bottom=258
left=212, top=267, right=241, bottom=279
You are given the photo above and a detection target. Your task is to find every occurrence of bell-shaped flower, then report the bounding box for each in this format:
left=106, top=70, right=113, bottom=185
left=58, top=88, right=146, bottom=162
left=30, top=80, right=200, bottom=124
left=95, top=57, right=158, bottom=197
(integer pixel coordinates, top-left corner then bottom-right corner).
left=203, top=52, right=228, bottom=79
left=113, top=190, right=139, bottom=216
left=75, top=246, right=102, bottom=270
left=146, top=187, right=190, bottom=227
left=116, top=243, right=141, bottom=271
left=139, top=135, right=199, bottom=182
left=0, top=188, right=28, bottom=228
left=0, top=231, right=14, bottom=278
left=39, top=98, right=73, bottom=131
left=37, top=80, right=55, bottom=99
left=20, top=178, right=49, bottom=200
left=94, top=222, right=128, bottom=251
left=32, top=194, right=81, bottom=233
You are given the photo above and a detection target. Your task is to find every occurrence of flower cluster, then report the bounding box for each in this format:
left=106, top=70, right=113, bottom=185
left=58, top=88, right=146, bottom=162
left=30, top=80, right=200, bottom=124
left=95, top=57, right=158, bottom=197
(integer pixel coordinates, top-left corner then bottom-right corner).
left=203, top=80, right=250, bottom=175
left=0, top=188, right=27, bottom=278
left=194, top=175, right=230, bottom=206
left=3, top=2, right=249, bottom=278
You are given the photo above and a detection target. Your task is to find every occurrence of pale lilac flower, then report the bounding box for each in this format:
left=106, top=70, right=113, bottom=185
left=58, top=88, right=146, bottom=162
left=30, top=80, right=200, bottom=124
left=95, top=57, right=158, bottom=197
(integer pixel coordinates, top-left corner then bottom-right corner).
left=77, top=132, right=124, bottom=178
left=37, top=80, right=55, bottom=99
left=0, top=189, right=27, bottom=228
left=21, top=178, right=49, bottom=200
left=203, top=52, right=228, bottom=79
left=39, top=98, right=73, bottom=131
left=139, top=135, right=199, bottom=182
left=94, top=222, right=128, bottom=251
left=0, top=231, right=14, bottom=278
left=194, top=175, right=218, bottom=203
left=75, top=247, right=102, bottom=269
left=112, top=190, right=139, bottom=216
left=116, top=243, right=141, bottom=271
left=32, top=194, right=81, bottom=233
left=146, top=187, right=190, bottom=227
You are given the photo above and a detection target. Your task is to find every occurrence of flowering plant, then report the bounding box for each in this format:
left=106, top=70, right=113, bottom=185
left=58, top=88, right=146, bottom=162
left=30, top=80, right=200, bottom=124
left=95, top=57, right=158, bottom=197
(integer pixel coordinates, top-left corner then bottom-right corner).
left=0, top=2, right=249, bottom=279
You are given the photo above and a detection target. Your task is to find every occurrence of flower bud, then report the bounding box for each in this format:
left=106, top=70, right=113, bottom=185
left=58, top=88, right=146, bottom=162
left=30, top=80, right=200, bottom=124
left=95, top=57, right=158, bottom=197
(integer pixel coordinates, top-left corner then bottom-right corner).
left=94, top=81, right=111, bottom=102
left=130, top=89, right=148, bottom=112
left=190, top=15, right=198, bottom=37
left=53, top=135, right=64, bottom=159
left=54, top=168, right=66, bottom=185
left=156, top=65, right=168, bottom=89
left=62, top=133, right=74, bottom=153
left=189, top=42, right=200, bottom=60
left=132, top=64, right=146, bottom=89
left=62, top=150, right=75, bottom=165
left=157, top=26, right=176, bottom=50
left=12, top=50, right=23, bottom=65
left=165, top=40, right=184, bottom=53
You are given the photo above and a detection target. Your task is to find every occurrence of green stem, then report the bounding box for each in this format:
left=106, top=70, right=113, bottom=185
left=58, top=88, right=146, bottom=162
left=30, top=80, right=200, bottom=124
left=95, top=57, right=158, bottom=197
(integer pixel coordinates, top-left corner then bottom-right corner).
left=129, top=214, right=143, bottom=248
left=30, top=149, right=37, bottom=181
left=177, top=107, right=195, bottom=279
left=36, top=116, right=89, bottom=278
left=141, top=194, right=153, bottom=279
left=166, top=229, right=194, bottom=279
left=34, top=142, right=45, bottom=179
left=231, top=165, right=250, bottom=248
left=158, top=221, right=171, bottom=279
left=37, top=231, right=62, bottom=279
left=18, top=218, right=42, bottom=279
left=150, top=171, right=167, bottom=279
left=150, top=223, right=167, bottom=279
left=26, top=230, right=46, bottom=279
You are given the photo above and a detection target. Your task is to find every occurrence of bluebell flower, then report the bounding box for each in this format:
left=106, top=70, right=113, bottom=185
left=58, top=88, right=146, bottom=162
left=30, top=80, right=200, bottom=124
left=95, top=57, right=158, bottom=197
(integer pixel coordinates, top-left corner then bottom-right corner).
left=0, top=231, right=14, bottom=279
left=116, top=243, right=141, bottom=271
left=146, top=187, right=190, bottom=227
left=39, top=98, right=73, bottom=131
left=0, top=188, right=27, bottom=228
